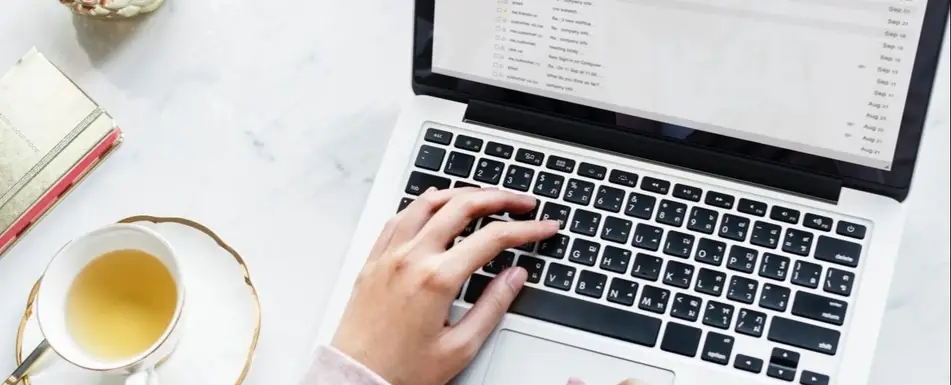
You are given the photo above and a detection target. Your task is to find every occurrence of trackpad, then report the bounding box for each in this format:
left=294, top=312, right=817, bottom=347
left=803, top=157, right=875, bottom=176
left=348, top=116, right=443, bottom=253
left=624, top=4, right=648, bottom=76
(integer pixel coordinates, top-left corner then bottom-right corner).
left=481, top=330, right=675, bottom=385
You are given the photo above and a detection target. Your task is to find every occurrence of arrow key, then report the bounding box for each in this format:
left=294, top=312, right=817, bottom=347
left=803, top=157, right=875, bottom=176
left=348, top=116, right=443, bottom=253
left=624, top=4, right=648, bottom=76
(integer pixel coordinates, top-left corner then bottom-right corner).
left=733, top=354, right=763, bottom=374
left=767, top=364, right=796, bottom=382
left=800, top=370, right=830, bottom=385
left=767, top=347, right=799, bottom=382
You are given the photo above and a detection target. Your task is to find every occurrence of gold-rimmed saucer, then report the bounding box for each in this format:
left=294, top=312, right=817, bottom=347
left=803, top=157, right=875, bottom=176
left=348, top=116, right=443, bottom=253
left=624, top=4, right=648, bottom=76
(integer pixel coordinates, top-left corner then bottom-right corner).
left=14, top=216, right=261, bottom=385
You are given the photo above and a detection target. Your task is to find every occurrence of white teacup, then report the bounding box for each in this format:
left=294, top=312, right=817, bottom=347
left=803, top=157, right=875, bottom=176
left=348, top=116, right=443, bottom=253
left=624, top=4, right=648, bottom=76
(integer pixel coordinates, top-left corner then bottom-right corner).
left=8, top=224, right=186, bottom=385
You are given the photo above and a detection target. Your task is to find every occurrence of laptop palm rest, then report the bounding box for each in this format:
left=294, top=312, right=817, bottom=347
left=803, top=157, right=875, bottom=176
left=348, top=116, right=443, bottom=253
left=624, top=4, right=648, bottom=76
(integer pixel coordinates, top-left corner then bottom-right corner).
left=480, top=330, right=676, bottom=385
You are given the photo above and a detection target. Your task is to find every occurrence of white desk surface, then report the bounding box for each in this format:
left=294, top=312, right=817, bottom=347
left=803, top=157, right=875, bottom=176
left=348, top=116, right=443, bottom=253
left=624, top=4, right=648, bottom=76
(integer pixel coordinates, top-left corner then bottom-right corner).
left=1, top=1, right=949, bottom=384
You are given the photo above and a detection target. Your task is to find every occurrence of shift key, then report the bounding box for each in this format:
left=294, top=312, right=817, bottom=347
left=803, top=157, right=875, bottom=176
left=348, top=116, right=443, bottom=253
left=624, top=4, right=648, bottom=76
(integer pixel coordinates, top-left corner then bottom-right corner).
left=768, top=316, right=840, bottom=355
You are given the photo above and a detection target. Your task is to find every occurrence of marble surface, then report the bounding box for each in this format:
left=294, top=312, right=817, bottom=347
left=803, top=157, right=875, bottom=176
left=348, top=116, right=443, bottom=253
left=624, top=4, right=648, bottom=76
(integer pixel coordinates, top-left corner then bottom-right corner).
left=0, top=1, right=949, bottom=384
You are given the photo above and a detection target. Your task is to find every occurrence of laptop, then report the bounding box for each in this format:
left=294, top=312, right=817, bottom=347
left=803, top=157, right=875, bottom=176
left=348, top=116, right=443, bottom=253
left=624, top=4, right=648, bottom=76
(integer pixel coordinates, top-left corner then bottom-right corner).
left=318, top=0, right=950, bottom=384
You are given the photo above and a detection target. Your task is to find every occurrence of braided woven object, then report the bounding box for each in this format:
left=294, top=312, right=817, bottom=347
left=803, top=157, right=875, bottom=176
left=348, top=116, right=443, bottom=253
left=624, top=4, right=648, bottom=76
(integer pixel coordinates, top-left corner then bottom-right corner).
left=60, top=0, right=164, bottom=18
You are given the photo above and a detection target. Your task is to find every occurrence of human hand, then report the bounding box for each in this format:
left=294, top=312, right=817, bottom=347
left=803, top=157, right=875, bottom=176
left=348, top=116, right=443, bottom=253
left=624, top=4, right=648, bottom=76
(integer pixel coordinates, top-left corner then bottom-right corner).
left=331, top=187, right=560, bottom=385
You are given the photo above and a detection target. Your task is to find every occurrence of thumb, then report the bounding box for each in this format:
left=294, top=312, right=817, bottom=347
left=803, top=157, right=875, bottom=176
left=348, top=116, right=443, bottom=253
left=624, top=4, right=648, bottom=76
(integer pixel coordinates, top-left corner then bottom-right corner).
left=618, top=380, right=645, bottom=385
left=449, top=267, right=526, bottom=345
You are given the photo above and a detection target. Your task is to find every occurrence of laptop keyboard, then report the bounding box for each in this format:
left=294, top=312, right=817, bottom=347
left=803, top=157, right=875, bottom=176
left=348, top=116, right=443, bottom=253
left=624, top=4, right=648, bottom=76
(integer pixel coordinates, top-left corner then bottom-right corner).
left=401, top=126, right=870, bottom=384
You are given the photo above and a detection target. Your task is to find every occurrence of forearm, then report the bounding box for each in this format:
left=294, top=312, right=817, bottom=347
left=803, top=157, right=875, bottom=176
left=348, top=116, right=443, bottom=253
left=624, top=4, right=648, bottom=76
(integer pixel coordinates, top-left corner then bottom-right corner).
left=299, top=345, right=390, bottom=385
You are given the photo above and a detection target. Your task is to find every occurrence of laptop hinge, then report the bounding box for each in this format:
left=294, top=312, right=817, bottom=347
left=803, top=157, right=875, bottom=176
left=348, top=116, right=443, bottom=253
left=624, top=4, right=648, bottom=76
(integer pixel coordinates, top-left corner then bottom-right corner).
left=464, top=99, right=842, bottom=203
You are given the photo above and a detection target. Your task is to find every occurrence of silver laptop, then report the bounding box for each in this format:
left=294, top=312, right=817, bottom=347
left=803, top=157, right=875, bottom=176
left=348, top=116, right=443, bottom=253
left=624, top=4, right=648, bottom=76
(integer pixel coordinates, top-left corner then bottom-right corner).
left=318, top=0, right=950, bottom=384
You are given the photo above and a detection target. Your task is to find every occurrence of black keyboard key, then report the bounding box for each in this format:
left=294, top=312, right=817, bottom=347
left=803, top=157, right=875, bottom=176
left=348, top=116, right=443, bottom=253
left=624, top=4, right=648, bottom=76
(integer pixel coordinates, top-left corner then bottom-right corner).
left=515, top=148, right=544, bottom=166
left=734, top=355, right=764, bottom=374
left=454, top=135, right=483, bottom=152
left=760, top=253, right=790, bottom=282
left=694, top=238, right=726, bottom=266
left=444, top=151, right=476, bottom=177
left=397, top=197, right=413, bottom=212
left=662, top=260, right=695, bottom=289
left=759, top=283, right=791, bottom=312
left=750, top=221, right=782, bottom=249
left=569, top=238, right=601, bottom=266
left=600, top=216, right=632, bottom=244
left=508, top=198, right=540, bottom=221
left=687, top=207, right=718, bottom=234
left=609, top=169, right=638, bottom=187
left=516, top=242, right=536, bottom=252
left=516, top=255, right=545, bottom=284
left=836, top=220, right=866, bottom=239
left=578, top=162, right=607, bottom=180
left=768, top=348, right=800, bottom=381
left=461, top=219, right=478, bottom=236
left=485, top=141, right=513, bottom=159
left=767, top=363, right=796, bottom=382
left=540, top=202, right=571, bottom=229
left=703, top=300, right=734, bottom=329
left=607, top=278, right=639, bottom=306
left=656, top=199, right=687, bottom=227
left=770, top=205, right=801, bottom=224
left=575, top=270, right=607, bottom=298
left=546, top=155, right=575, bottom=173
left=824, top=267, right=854, bottom=297
left=701, top=332, right=734, bottom=365
left=405, top=171, right=451, bottom=195
left=727, top=245, right=758, bottom=274
left=424, top=128, right=453, bottom=145
left=538, top=234, right=570, bottom=259
left=638, top=285, right=670, bottom=314
left=782, top=228, right=814, bottom=256
left=705, top=191, right=735, bottom=209
left=727, top=276, right=758, bottom=304
left=661, top=322, right=702, bottom=357
left=791, top=260, right=823, bottom=288
left=594, top=186, right=625, bottom=213
left=735, top=308, right=767, bottom=337
left=801, top=371, right=830, bottom=385
left=663, top=231, right=695, bottom=258
left=533, top=171, right=565, bottom=198
left=483, top=250, right=515, bottom=275
left=463, top=274, right=490, bottom=304
left=631, top=253, right=663, bottom=281
left=673, top=184, right=702, bottom=202
left=814, top=235, right=862, bottom=268
left=600, top=246, right=631, bottom=274
left=454, top=180, right=478, bottom=188
left=738, top=198, right=767, bottom=216
left=503, top=165, right=535, bottom=192
left=632, top=223, right=664, bottom=251
left=641, top=176, right=670, bottom=194
left=718, top=214, right=750, bottom=241
left=624, top=192, right=656, bottom=219
left=768, top=316, right=840, bottom=355
left=804, top=213, right=833, bottom=232
left=695, top=268, right=726, bottom=297
left=671, top=293, right=703, bottom=322
left=792, top=291, right=848, bottom=326
left=544, top=262, right=576, bottom=291
left=467, top=275, right=664, bottom=347
left=564, top=178, right=595, bottom=206
left=570, top=209, right=601, bottom=236
left=415, top=145, right=446, bottom=171
left=474, top=158, right=505, bottom=185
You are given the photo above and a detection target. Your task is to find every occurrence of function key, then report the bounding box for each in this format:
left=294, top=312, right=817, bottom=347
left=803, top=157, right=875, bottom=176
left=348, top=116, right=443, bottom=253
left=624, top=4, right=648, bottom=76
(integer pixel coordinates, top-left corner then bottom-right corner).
left=578, top=162, right=607, bottom=180
left=515, top=148, right=544, bottom=166
left=414, top=145, right=446, bottom=171
left=641, top=176, right=671, bottom=194
left=673, top=184, right=702, bottom=202
left=485, top=141, right=514, bottom=159
left=454, top=135, right=483, bottom=152
left=770, top=205, right=801, bottom=224
left=546, top=155, right=576, bottom=173
left=424, top=128, right=452, bottom=145
left=705, top=191, right=735, bottom=209
left=738, top=198, right=767, bottom=217
left=734, top=354, right=764, bottom=374
left=803, top=213, right=833, bottom=232
left=836, top=220, right=867, bottom=240
left=609, top=169, right=638, bottom=187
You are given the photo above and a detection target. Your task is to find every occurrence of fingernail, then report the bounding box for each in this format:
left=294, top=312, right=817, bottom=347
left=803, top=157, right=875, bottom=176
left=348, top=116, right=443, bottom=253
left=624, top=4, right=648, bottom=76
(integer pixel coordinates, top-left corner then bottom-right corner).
left=504, top=267, right=527, bottom=291
left=544, top=220, right=560, bottom=230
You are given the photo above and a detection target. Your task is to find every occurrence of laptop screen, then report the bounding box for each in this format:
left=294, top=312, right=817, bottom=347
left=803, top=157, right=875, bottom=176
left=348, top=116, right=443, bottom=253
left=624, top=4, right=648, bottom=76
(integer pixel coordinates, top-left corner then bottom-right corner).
left=430, top=0, right=932, bottom=171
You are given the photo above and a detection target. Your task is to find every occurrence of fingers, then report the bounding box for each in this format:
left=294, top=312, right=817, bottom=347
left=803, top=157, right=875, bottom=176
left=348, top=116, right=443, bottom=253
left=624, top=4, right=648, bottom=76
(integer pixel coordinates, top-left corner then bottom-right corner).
left=414, top=189, right=539, bottom=249
left=566, top=378, right=586, bottom=385
left=618, top=380, right=643, bottom=385
left=443, top=219, right=559, bottom=281
left=386, top=187, right=479, bottom=250
left=443, top=267, right=527, bottom=354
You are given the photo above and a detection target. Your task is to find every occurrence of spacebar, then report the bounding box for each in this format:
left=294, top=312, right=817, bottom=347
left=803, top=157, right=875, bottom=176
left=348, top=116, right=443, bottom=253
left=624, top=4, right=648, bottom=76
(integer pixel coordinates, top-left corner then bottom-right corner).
left=477, top=275, right=662, bottom=347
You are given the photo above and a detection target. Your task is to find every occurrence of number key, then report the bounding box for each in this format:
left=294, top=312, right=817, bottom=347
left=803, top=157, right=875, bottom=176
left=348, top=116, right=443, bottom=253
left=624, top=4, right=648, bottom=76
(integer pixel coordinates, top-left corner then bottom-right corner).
left=594, top=185, right=625, bottom=212
left=533, top=171, right=565, bottom=198
left=719, top=214, right=750, bottom=241
left=474, top=158, right=505, bottom=185
left=624, top=192, right=656, bottom=219
left=656, top=199, right=687, bottom=227
left=503, top=164, right=534, bottom=191
left=564, top=178, right=595, bottom=206
left=687, top=207, right=718, bottom=234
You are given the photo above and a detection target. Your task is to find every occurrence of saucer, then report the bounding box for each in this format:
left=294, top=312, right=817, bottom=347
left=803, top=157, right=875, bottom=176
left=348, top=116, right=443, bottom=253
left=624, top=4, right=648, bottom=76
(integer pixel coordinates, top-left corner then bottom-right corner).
left=15, top=216, right=262, bottom=385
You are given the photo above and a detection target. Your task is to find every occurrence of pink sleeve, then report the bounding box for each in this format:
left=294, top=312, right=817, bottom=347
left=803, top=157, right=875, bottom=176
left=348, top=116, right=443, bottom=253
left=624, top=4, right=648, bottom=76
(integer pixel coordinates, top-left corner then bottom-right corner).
left=298, top=345, right=391, bottom=385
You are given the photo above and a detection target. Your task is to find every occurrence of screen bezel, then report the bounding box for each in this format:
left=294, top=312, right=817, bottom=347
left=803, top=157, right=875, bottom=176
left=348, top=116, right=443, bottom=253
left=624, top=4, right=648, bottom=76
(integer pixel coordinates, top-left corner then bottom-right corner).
left=412, top=0, right=949, bottom=201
